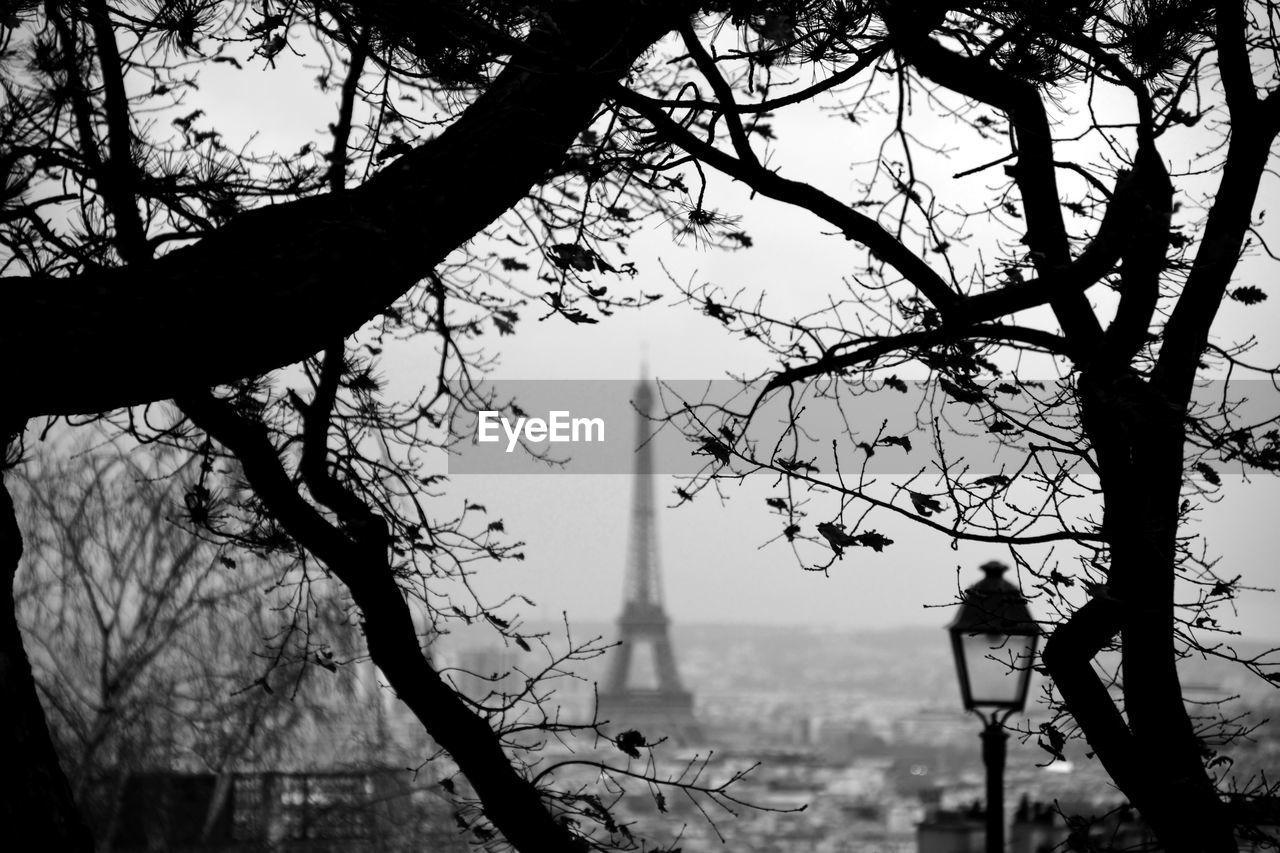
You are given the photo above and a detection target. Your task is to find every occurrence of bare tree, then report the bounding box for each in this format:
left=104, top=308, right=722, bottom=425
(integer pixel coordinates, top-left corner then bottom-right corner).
left=594, top=3, right=1280, bottom=852
left=0, top=1, right=765, bottom=848
left=13, top=432, right=312, bottom=840
left=6, top=1, right=1276, bottom=850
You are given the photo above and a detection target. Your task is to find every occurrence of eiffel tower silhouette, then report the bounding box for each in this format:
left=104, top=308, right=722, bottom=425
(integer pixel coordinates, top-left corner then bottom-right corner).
left=598, top=377, right=702, bottom=745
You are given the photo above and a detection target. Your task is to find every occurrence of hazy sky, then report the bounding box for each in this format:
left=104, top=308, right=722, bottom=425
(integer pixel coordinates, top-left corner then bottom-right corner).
left=431, top=187, right=1280, bottom=645
left=187, top=28, right=1280, bottom=644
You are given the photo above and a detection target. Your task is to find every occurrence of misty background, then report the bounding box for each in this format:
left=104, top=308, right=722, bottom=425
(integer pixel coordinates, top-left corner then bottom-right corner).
left=176, top=26, right=1280, bottom=660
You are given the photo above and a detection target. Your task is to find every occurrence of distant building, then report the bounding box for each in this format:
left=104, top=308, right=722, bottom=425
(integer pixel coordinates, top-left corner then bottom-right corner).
left=450, top=645, right=523, bottom=704
left=917, top=796, right=1163, bottom=853
left=597, top=377, right=701, bottom=744
left=105, top=592, right=460, bottom=850
left=110, top=768, right=466, bottom=852
left=916, top=803, right=986, bottom=853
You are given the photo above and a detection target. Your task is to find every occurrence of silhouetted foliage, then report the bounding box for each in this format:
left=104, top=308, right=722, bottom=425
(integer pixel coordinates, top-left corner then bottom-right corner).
left=609, top=3, right=1280, bottom=852
left=1, top=1, right=1278, bottom=852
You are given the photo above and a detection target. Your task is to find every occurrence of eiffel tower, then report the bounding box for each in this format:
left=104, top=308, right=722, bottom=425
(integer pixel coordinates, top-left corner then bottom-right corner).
left=598, top=377, right=702, bottom=745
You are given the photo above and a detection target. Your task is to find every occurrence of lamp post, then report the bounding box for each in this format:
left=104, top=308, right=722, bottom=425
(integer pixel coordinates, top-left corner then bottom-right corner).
left=947, top=561, right=1039, bottom=853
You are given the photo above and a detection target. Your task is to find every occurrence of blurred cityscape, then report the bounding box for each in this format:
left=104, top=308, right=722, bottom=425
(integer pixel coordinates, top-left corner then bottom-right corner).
left=109, top=620, right=1280, bottom=852
left=42, top=408, right=1280, bottom=851
left=482, top=621, right=1280, bottom=853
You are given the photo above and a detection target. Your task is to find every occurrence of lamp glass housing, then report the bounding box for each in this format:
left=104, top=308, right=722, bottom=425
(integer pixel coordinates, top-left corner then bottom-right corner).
left=953, top=631, right=1037, bottom=710
left=947, top=561, right=1039, bottom=712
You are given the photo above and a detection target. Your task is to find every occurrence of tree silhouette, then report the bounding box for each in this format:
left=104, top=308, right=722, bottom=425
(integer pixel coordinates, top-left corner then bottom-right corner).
left=2, top=1, right=1278, bottom=852
left=13, top=431, right=314, bottom=841
left=612, top=3, right=1280, bottom=852
left=0, top=2, right=759, bottom=849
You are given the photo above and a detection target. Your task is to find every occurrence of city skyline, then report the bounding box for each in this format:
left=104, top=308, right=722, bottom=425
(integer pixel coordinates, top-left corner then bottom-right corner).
left=448, top=467, right=1280, bottom=642
left=6, top=3, right=1280, bottom=851
left=166, top=2, right=1280, bottom=647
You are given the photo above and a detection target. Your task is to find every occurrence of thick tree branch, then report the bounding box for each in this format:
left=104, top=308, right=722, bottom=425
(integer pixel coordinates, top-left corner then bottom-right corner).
left=328, top=24, right=371, bottom=193
left=762, top=323, right=1076, bottom=392
left=956, top=163, right=1150, bottom=329
left=1151, top=3, right=1278, bottom=404
left=178, top=391, right=590, bottom=852
left=890, top=28, right=1104, bottom=343
left=1040, top=598, right=1140, bottom=795
left=1215, top=0, right=1258, bottom=117
left=295, top=346, right=382, bottom=532
left=640, top=42, right=891, bottom=113
left=613, top=85, right=963, bottom=312
left=6, top=0, right=689, bottom=417
left=84, top=0, right=149, bottom=263
left=1153, top=126, right=1274, bottom=405
left=46, top=6, right=101, bottom=166
left=1101, top=141, right=1173, bottom=367
left=679, top=19, right=759, bottom=167
left=622, top=69, right=1160, bottom=344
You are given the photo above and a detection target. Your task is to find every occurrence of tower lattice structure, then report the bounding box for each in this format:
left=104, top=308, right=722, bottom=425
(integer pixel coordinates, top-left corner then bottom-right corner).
left=597, top=378, right=701, bottom=745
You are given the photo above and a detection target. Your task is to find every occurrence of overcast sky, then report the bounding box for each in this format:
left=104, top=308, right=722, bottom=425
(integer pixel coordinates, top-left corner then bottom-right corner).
left=188, top=29, right=1280, bottom=645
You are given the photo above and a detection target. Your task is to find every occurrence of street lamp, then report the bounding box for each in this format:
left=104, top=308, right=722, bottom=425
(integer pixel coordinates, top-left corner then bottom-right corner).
left=947, top=561, right=1039, bottom=853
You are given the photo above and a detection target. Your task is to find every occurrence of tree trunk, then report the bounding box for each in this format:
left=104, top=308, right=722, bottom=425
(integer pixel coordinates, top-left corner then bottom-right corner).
left=0, top=430, right=94, bottom=851
left=180, top=395, right=591, bottom=851
left=348, top=567, right=590, bottom=852
left=1060, top=373, right=1237, bottom=852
